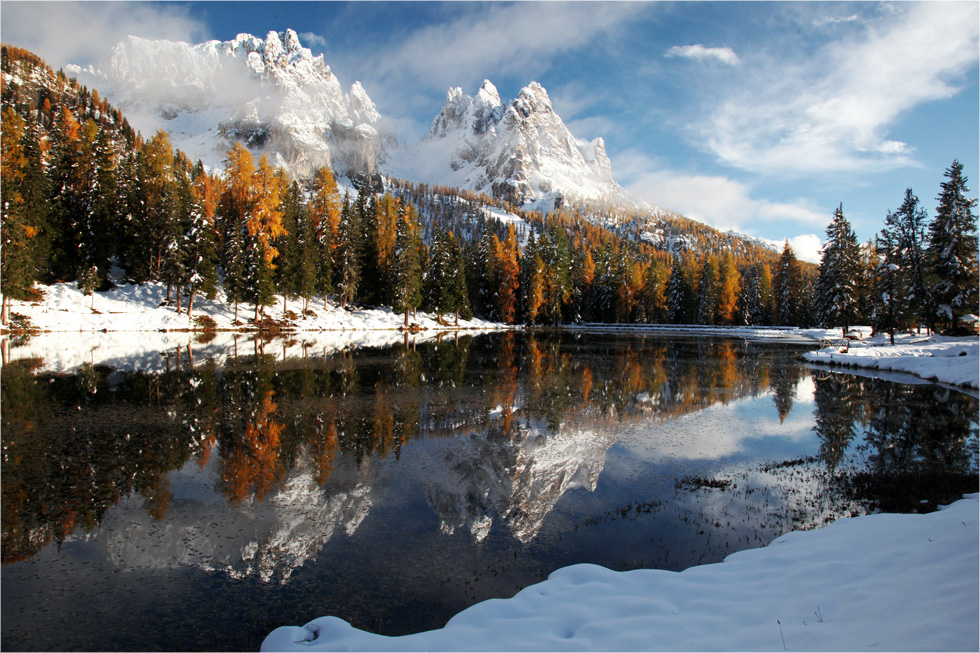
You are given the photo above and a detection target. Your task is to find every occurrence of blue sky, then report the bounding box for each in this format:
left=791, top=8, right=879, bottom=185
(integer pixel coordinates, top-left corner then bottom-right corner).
left=3, top=1, right=978, bottom=262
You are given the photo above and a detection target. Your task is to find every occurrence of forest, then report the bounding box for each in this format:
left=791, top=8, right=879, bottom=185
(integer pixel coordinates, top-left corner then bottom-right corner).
left=2, top=44, right=977, bottom=333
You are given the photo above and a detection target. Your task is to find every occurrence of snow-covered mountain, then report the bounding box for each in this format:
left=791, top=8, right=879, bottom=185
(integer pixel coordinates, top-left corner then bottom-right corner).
left=68, top=30, right=633, bottom=210
left=67, top=29, right=396, bottom=179
left=386, top=80, right=632, bottom=211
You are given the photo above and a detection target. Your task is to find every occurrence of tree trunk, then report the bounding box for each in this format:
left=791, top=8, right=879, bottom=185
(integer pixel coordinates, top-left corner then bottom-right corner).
left=234, top=300, right=239, bottom=323
left=283, top=294, right=287, bottom=315
left=404, top=308, right=410, bottom=327
left=455, top=308, right=459, bottom=326
left=187, top=291, right=195, bottom=318
left=1, top=295, right=8, bottom=325
left=176, top=286, right=182, bottom=314
left=254, top=303, right=260, bottom=322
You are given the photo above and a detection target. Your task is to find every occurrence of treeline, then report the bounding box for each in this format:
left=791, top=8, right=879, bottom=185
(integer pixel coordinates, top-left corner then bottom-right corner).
left=813, top=165, right=978, bottom=339
left=2, top=44, right=975, bottom=333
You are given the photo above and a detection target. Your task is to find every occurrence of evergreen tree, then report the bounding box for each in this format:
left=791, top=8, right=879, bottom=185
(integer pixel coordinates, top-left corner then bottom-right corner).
left=870, top=235, right=902, bottom=343
left=926, top=160, right=978, bottom=332
left=891, top=188, right=930, bottom=331
left=374, top=193, right=400, bottom=306
left=425, top=229, right=470, bottom=323
left=814, top=204, right=862, bottom=337
left=772, top=241, right=803, bottom=326
left=356, top=184, right=380, bottom=305
left=184, top=166, right=220, bottom=317
left=667, top=253, right=697, bottom=324
left=335, top=194, right=361, bottom=310
left=696, top=254, right=720, bottom=325
left=543, top=224, right=573, bottom=326
left=309, top=166, right=342, bottom=307
left=392, top=202, right=424, bottom=326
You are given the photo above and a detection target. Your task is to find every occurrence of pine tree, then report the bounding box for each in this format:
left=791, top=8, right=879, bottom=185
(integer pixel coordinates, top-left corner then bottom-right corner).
left=667, top=253, right=697, bottom=324
left=425, top=229, right=470, bottom=323
left=814, top=204, right=861, bottom=337
left=773, top=241, right=803, bottom=326
left=891, top=188, right=930, bottom=331
left=335, top=194, right=361, bottom=310
left=375, top=193, right=400, bottom=306
left=870, top=235, right=902, bottom=343
left=309, top=166, right=342, bottom=307
left=696, top=254, right=720, bottom=325
left=356, top=184, right=380, bottom=305
left=543, top=224, right=572, bottom=326
left=392, top=202, right=424, bottom=326
left=184, top=166, right=220, bottom=317
left=926, top=160, right=978, bottom=332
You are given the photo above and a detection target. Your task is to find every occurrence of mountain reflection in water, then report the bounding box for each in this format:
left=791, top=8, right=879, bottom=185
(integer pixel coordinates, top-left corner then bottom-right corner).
left=1, top=331, right=976, bottom=651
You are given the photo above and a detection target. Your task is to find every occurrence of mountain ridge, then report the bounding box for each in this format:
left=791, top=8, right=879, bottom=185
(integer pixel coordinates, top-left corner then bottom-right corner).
left=68, top=30, right=639, bottom=213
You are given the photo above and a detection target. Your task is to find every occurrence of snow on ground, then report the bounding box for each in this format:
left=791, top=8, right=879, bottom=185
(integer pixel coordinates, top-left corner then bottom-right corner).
left=263, top=494, right=979, bottom=652
left=1, top=281, right=503, bottom=335
left=802, top=331, right=980, bottom=389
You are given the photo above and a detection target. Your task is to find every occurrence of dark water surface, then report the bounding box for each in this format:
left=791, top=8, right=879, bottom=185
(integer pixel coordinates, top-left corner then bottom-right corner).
left=2, top=331, right=976, bottom=651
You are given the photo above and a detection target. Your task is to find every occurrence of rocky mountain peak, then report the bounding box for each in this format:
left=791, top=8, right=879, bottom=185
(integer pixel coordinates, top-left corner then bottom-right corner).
left=68, top=29, right=394, bottom=180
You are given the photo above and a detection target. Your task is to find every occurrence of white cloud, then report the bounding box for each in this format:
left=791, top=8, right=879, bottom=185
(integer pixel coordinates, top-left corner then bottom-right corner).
left=0, top=1, right=210, bottom=69
left=371, top=2, right=646, bottom=93
left=299, top=32, right=327, bottom=49
left=664, top=44, right=740, bottom=66
left=616, top=150, right=827, bottom=263
left=696, top=2, right=979, bottom=176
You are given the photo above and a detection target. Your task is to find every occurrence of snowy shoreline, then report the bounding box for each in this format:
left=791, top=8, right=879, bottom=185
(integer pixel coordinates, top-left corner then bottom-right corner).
left=4, top=283, right=979, bottom=392
left=801, top=331, right=980, bottom=389
left=263, top=493, right=979, bottom=652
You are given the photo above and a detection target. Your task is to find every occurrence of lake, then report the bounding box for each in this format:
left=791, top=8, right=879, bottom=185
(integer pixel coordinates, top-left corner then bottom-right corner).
left=2, top=330, right=976, bottom=651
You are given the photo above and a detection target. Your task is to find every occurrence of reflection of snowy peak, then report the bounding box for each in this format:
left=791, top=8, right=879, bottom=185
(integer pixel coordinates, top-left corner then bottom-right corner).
left=410, top=419, right=611, bottom=543
left=389, top=80, right=629, bottom=211
left=83, top=454, right=378, bottom=584
left=67, top=29, right=396, bottom=179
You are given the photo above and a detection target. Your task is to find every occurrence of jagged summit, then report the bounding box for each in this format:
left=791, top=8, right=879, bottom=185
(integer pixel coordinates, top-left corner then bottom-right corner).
left=66, top=31, right=636, bottom=211
left=389, top=79, right=630, bottom=211
left=67, top=29, right=396, bottom=179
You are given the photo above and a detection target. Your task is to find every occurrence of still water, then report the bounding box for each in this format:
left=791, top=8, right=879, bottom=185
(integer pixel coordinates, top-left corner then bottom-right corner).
left=2, top=331, right=977, bottom=651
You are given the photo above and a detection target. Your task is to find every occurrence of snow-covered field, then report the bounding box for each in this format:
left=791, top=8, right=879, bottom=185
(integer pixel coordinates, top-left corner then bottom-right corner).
left=1, top=281, right=503, bottom=334
left=802, top=331, right=980, bottom=389
left=264, top=493, right=978, bottom=652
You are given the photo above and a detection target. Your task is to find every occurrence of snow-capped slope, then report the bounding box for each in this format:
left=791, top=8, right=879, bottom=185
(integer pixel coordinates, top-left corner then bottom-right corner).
left=67, top=30, right=396, bottom=178
left=386, top=80, right=633, bottom=212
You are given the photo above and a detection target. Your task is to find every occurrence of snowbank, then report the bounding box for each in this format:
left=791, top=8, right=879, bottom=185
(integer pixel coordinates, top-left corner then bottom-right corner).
left=262, top=494, right=979, bottom=652
left=1, top=281, right=504, bottom=334
left=802, top=332, right=980, bottom=389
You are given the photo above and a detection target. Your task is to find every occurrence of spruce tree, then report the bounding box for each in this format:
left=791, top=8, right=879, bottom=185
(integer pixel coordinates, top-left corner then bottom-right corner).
left=814, top=204, right=861, bottom=337
left=335, top=194, right=361, bottom=310
left=926, top=160, right=978, bottom=332
left=773, top=241, right=803, bottom=326
left=392, top=202, right=424, bottom=326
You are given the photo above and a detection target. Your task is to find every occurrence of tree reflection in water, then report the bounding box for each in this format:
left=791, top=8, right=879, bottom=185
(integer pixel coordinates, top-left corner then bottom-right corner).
left=2, top=333, right=976, bottom=568
left=2, top=332, right=978, bottom=652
